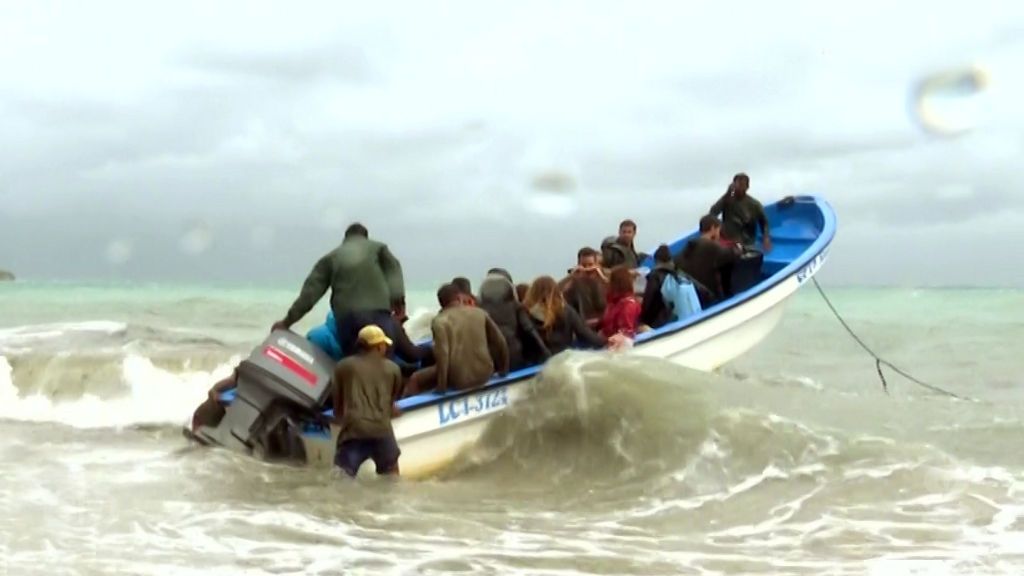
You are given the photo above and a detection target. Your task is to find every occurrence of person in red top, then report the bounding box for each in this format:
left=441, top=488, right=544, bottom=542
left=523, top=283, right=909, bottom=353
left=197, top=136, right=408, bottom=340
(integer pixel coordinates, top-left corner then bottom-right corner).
left=601, top=266, right=642, bottom=339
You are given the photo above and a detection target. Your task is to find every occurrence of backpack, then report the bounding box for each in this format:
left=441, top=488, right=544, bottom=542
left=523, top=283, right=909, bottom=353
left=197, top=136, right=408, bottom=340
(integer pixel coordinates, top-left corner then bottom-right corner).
left=660, top=271, right=702, bottom=322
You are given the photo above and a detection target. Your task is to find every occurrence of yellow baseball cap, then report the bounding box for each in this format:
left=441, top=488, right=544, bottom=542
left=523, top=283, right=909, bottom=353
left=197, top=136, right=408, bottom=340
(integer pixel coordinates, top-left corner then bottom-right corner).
left=357, top=324, right=393, bottom=346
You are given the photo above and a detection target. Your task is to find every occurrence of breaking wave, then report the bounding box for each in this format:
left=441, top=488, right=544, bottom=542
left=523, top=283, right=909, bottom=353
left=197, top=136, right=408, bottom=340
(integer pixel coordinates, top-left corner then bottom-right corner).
left=0, top=321, right=240, bottom=429
left=443, top=354, right=1024, bottom=558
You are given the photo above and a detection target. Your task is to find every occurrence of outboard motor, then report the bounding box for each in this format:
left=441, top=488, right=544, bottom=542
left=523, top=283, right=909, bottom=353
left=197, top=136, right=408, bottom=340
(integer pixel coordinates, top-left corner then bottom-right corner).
left=194, top=330, right=336, bottom=457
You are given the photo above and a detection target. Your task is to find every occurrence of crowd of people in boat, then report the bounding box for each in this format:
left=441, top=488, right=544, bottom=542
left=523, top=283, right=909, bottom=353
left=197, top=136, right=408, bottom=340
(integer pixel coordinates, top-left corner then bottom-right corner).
left=193, top=173, right=772, bottom=477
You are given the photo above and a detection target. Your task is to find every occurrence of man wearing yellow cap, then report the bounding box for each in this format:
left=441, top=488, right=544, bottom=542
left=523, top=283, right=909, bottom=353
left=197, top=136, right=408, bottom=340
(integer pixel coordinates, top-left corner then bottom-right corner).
left=332, top=324, right=404, bottom=477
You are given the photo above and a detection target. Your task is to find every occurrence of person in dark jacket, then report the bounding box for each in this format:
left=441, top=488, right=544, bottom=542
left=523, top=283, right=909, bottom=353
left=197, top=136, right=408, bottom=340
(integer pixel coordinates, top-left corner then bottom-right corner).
left=675, top=215, right=743, bottom=308
left=522, top=276, right=608, bottom=359
left=272, top=223, right=406, bottom=357
left=601, top=219, right=648, bottom=270
left=559, top=246, right=607, bottom=330
left=709, top=173, right=773, bottom=251
left=640, top=245, right=676, bottom=329
left=515, top=283, right=529, bottom=303
left=478, top=268, right=551, bottom=371
left=388, top=301, right=431, bottom=376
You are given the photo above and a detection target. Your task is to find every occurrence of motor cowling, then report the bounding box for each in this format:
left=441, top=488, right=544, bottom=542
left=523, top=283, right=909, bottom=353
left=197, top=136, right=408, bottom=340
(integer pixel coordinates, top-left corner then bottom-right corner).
left=194, top=330, right=336, bottom=458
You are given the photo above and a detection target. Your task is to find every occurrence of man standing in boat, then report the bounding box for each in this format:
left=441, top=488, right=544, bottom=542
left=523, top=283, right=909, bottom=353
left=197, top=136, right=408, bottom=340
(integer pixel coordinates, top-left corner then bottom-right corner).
left=709, top=173, right=773, bottom=252
left=601, top=219, right=646, bottom=270
left=332, top=324, right=404, bottom=477
left=272, top=223, right=406, bottom=357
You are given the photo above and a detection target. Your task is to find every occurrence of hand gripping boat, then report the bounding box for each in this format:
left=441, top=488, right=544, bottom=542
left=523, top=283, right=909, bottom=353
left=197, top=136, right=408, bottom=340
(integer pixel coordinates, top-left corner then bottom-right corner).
left=189, top=195, right=837, bottom=477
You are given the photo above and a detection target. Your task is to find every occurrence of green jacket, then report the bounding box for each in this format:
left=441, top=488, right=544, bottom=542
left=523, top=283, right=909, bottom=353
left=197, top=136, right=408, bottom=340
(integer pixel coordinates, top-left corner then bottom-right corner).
left=284, top=237, right=405, bottom=325
left=709, top=193, right=769, bottom=246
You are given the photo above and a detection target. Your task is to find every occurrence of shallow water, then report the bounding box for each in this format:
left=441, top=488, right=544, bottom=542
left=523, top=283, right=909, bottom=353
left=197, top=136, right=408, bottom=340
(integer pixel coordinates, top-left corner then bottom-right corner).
left=1, top=283, right=1022, bottom=575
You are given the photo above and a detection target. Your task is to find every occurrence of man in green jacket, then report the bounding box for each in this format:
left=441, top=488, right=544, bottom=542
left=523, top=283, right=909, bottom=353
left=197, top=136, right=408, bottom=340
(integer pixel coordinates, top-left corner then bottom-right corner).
left=709, top=173, right=773, bottom=252
left=272, top=223, right=406, bottom=356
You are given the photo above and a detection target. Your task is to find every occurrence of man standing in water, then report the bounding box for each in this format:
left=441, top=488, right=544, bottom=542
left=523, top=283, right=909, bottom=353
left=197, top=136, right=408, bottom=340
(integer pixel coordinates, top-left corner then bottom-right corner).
left=333, top=325, right=403, bottom=477
left=272, top=223, right=406, bottom=356
left=709, top=173, right=773, bottom=252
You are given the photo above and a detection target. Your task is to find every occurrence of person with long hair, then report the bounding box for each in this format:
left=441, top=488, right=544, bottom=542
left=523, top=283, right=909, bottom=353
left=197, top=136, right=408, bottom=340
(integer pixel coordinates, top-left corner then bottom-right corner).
left=522, top=276, right=607, bottom=360
left=601, top=266, right=642, bottom=338
left=477, top=268, right=551, bottom=370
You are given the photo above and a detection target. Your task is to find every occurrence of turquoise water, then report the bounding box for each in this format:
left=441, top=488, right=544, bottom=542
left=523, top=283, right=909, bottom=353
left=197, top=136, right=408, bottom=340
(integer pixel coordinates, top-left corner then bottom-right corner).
left=1, top=281, right=1022, bottom=575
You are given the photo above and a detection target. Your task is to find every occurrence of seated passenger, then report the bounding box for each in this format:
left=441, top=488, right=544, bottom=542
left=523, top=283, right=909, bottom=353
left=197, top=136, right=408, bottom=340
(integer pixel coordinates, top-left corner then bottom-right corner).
left=478, top=268, right=551, bottom=371
left=404, top=284, right=509, bottom=396
left=523, top=276, right=607, bottom=360
left=559, top=246, right=608, bottom=330
left=709, top=173, right=773, bottom=252
left=515, top=283, right=529, bottom=303
left=452, top=277, right=478, bottom=307
left=332, top=324, right=403, bottom=478
left=388, top=301, right=432, bottom=376
left=601, top=266, right=642, bottom=338
left=674, top=215, right=743, bottom=308
left=305, top=310, right=343, bottom=361
left=639, top=245, right=677, bottom=329
left=600, top=219, right=648, bottom=270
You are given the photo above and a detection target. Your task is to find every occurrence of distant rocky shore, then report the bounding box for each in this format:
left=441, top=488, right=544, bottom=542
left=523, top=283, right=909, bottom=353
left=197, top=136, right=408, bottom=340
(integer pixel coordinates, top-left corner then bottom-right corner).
left=0, top=270, right=14, bottom=281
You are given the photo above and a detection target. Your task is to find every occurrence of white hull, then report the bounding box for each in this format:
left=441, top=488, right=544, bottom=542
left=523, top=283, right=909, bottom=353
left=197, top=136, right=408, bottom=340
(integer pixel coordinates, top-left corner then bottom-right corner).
left=301, top=254, right=826, bottom=478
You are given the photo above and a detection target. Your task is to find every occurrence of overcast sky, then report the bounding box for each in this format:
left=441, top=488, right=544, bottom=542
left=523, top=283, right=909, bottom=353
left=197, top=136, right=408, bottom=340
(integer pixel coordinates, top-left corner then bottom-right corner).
left=2, top=1, right=1023, bottom=288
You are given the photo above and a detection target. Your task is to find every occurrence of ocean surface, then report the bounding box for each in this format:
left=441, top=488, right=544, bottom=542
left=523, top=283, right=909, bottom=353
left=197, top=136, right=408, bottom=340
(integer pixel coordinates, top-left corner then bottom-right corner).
left=1, top=281, right=1022, bottom=575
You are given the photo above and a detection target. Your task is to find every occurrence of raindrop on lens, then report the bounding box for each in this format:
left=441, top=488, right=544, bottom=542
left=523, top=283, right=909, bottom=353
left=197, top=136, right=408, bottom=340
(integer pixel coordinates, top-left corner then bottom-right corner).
left=179, top=221, right=213, bottom=255
left=105, top=239, right=134, bottom=265
left=910, top=65, right=990, bottom=137
left=526, top=169, right=579, bottom=218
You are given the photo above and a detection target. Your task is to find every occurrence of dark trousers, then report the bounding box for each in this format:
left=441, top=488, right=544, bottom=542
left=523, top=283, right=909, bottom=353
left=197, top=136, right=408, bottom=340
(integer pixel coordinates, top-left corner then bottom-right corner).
left=335, top=310, right=399, bottom=357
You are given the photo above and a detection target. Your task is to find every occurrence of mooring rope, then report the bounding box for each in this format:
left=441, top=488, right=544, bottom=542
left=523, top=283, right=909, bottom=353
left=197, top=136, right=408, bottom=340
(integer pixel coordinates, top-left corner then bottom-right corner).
left=811, top=277, right=973, bottom=401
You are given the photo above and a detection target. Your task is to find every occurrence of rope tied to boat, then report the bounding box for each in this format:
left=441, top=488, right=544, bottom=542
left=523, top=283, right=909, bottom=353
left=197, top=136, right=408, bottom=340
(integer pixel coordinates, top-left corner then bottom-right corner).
left=811, top=277, right=974, bottom=402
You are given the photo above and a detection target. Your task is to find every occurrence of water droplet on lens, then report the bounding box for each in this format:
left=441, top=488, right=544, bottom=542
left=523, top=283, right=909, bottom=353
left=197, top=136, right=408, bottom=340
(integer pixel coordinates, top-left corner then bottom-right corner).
left=911, top=65, right=990, bottom=137
left=525, top=169, right=579, bottom=218
left=105, top=239, right=134, bottom=265
left=179, top=221, right=213, bottom=255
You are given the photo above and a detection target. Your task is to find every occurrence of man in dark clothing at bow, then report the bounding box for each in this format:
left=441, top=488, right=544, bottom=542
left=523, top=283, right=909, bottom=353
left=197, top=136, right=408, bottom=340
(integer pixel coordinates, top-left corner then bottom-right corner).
left=709, top=173, right=773, bottom=252
left=675, top=215, right=743, bottom=308
left=272, top=223, right=406, bottom=357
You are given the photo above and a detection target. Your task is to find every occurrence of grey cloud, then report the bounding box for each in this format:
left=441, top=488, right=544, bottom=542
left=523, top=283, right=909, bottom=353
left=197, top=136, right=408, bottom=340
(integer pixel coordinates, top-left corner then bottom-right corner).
left=180, top=43, right=375, bottom=85
left=2, top=3, right=1023, bottom=288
